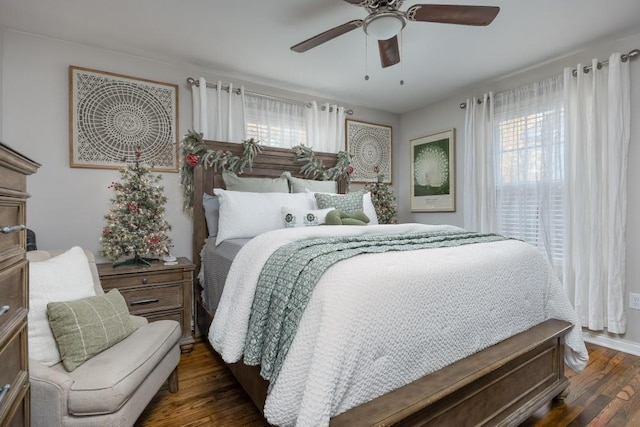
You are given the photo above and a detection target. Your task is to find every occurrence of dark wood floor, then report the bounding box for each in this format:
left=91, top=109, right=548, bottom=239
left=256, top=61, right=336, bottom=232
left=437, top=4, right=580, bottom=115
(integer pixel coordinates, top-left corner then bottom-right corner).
left=136, top=340, right=640, bottom=426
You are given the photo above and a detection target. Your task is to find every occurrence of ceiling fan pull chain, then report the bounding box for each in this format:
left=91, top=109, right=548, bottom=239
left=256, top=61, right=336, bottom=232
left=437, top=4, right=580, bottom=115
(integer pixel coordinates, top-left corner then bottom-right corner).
left=364, top=33, right=370, bottom=81
left=399, top=31, right=404, bottom=85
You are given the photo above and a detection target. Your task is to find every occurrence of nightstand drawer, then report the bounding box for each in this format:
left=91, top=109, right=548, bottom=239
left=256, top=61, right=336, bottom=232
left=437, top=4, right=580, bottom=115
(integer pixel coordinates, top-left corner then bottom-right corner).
left=100, top=270, right=184, bottom=289
left=118, top=284, right=183, bottom=315
left=0, top=261, right=27, bottom=335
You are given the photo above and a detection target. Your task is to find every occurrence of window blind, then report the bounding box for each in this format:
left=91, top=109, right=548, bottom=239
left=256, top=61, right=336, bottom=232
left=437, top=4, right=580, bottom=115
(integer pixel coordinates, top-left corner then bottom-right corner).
left=494, top=101, right=565, bottom=267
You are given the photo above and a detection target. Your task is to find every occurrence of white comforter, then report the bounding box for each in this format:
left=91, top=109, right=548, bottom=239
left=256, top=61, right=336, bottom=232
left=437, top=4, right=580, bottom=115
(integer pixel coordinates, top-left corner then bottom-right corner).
left=209, top=223, right=588, bottom=426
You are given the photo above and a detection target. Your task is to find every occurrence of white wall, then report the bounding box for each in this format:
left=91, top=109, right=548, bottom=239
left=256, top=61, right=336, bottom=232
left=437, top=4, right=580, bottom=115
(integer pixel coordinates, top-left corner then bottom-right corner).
left=1, top=29, right=399, bottom=262
left=398, top=31, right=640, bottom=348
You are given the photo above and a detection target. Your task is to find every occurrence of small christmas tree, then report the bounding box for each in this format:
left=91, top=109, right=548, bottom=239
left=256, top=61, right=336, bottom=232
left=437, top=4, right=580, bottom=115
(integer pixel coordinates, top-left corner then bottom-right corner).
left=100, top=150, right=172, bottom=266
left=364, top=174, right=398, bottom=224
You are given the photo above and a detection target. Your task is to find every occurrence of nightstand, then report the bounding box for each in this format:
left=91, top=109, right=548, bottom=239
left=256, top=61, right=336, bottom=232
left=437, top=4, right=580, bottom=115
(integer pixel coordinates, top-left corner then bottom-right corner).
left=97, top=257, right=195, bottom=353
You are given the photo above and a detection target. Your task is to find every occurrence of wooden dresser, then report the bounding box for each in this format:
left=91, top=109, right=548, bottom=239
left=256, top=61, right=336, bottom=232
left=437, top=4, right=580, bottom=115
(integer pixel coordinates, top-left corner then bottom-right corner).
left=0, top=143, right=39, bottom=426
left=97, top=258, right=195, bottom=353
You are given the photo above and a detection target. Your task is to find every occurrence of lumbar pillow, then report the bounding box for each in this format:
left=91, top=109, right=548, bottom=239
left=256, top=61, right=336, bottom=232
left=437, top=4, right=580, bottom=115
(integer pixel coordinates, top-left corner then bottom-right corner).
left=222, top=170, right=289, bottom=193
left=214, top=189, right=317, bottom=244
left=282, top=207, right=333, bottom=228
left=315, top=191, right=365, bottom=215
left=29, top=247, right=97, bottom=366
left=47, top=289, right=135, bottom=371
left=282, top=171, right=338, bottom=194
left=325, top=209, right=370, bottom=226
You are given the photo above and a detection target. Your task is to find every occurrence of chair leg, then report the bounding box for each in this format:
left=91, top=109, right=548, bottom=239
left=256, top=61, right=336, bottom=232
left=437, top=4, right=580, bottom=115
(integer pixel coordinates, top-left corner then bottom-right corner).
left=168, top=367, right=179, bottom=393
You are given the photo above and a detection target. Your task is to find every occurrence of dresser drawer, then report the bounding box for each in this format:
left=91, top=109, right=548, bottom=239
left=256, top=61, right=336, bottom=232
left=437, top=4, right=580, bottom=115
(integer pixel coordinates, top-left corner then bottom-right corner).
left=118, top=283, right=184, bottom=315
left=4, top=386, right=28, bottom=427
left=0, top=200, right=25, bottom=266
left=0, top=324, right=28, bottom=422
left=100, top=270, right=184, bottom=289
left=0, top=261, right=27, bottom=336
left=0, top=158, right=28, bottom=194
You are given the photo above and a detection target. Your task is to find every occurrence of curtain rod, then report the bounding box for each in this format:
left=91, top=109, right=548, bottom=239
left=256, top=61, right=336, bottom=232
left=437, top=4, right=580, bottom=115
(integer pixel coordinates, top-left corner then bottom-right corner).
left=186, top=77, right=354, bottom=115
left=459, top=48, right=639, bottom=109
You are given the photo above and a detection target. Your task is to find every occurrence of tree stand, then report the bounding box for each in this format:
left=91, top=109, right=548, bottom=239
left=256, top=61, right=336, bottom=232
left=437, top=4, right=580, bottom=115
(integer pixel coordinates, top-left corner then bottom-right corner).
left=112, top=254, right=159, bottom=268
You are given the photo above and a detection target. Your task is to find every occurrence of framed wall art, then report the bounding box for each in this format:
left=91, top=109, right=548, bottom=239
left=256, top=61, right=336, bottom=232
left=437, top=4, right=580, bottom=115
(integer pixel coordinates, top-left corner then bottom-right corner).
left=410, top=129, right=455, bottom=212
left=345, top=119, right=392, bottom=183
left=69, top=66, right=179, bottom=172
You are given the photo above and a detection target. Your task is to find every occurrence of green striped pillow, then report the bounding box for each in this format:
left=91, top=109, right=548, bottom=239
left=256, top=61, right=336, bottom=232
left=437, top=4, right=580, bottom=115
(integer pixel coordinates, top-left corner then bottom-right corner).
left=47, top=289, right=135, bottom=371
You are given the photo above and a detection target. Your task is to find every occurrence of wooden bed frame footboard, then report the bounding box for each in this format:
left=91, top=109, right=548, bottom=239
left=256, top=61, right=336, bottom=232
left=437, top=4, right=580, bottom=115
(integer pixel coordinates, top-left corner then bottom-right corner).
left=226, top=319, right=571, bottom=427
left=191, top=140, right=572, bottom=426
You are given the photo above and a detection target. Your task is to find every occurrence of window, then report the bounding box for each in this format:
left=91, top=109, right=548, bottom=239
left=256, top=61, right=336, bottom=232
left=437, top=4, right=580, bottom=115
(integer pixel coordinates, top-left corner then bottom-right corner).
left=493, top=78, right=564, bottom=267
left=244, top=94, right=308, bottom=148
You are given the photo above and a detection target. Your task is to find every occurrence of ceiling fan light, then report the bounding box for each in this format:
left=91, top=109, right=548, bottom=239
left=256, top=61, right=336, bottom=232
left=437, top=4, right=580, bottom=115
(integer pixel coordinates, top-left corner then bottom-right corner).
left=364, top=13, right=405, bottom=40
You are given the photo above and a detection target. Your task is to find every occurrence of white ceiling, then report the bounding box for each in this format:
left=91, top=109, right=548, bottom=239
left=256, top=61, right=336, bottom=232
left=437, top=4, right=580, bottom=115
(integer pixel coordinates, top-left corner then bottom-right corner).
left=1, top=0, right=640, bottom=114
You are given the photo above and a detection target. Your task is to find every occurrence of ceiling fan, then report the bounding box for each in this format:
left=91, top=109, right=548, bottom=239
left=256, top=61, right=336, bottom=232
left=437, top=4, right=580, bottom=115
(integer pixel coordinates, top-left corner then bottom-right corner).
left=291, top=1, right=499, bottom=68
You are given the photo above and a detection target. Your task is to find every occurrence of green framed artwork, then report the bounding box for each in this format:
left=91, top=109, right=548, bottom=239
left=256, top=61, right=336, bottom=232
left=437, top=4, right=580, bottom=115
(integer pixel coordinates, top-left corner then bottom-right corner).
left=410, top=129, right=455, bottom=212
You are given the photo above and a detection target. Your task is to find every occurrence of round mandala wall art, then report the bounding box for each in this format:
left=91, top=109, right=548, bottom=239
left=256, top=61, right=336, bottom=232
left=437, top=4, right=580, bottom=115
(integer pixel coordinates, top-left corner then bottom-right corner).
left=345, top=119, right=392, bottom=183
left=69, top=66, right=179, bottom=171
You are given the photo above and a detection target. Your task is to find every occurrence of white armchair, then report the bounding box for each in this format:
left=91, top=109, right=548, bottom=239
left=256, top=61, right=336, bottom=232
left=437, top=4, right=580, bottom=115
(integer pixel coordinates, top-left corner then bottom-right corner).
left=27, top=249, right=181, bottom=427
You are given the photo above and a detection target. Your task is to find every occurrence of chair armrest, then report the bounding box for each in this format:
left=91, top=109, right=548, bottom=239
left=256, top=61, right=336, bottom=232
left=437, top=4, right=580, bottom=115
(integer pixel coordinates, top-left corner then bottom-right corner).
left=130, top=314, right=149, bottom=328
left=29, top=359, right=74, bottom=425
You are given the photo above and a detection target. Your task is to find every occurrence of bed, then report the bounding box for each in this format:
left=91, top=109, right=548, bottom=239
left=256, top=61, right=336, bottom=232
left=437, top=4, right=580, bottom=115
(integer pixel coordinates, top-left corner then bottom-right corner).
left=191, top=140, right=588, bottom=426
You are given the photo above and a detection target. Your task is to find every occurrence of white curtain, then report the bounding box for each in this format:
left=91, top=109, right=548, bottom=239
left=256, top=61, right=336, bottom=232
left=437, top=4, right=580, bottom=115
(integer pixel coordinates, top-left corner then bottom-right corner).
left=307, top=101, right=345, bottom=153
left=493, top=76, right=565, bottom=269
left=463, top=93, right=497, bottom=232
left=244, top=94, right=308, bottom=148
left=191, top=78, right=246, bottom=142
left=563, top=53, right=630, bottom=333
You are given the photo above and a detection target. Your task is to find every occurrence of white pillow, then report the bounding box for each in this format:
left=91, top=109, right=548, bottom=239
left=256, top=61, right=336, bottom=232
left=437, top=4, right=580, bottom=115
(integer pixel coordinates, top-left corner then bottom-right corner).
left=282, top=207, right=333, bottom=228
left=214, top=189, right=317, bottom=244
left=28, top=246, right=97, bottom=366
left=363, top=192, right=379, bottom=225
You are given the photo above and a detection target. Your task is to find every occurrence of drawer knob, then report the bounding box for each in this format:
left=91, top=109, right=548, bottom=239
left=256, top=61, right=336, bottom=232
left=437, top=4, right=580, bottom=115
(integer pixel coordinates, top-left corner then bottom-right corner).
left=130, top=298, right=159, bottom=306
left=142, top=277, right=148, bottom=284
left=1, top=224, right=25, bottom=234
left=0, top=305, right=9, bottom=317
left=0, top=384, right=10, bottom=405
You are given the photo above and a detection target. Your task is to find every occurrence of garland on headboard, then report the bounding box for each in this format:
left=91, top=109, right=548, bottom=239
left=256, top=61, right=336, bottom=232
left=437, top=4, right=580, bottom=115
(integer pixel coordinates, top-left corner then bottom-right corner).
left=179, top=130, right=261, bottom=212
left=179, top=130, right=353, bottom=213
left=293, top=145, right=353, bottom=183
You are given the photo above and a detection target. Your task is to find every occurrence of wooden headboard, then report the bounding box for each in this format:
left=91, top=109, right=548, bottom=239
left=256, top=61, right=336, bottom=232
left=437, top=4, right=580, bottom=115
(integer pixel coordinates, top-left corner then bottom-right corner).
left=191, top=140, right=345, bottom=275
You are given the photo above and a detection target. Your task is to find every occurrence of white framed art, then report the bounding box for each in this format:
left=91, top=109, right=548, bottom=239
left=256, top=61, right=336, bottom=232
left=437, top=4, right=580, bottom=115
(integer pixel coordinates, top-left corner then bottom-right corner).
left=410, top=129, right=455, bottom=212
left=69, top=66, right=179, bottom=172
left=345, top=119, right=392, bottom=184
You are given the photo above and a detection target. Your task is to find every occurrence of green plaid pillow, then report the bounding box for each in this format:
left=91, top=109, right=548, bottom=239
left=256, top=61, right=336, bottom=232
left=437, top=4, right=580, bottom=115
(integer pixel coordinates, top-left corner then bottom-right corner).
left=314, top=191, right=364, bottom=215
left=47, top=289, right=135, bottom=371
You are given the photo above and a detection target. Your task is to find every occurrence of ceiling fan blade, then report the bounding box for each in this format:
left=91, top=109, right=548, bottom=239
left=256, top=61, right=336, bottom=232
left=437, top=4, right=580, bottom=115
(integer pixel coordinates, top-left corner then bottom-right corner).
left=378, top=36, right=400, bottom=68
left=406, top=4, right=500, bottom=26
left=291, top=20, right=363, bottom=53
left=342, top=0, right=366, bottom=4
